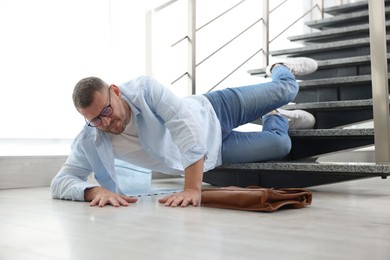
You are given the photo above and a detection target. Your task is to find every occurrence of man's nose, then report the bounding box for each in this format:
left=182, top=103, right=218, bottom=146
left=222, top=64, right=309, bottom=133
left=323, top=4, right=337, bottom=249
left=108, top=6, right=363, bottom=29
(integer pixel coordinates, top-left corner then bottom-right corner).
left=101, top=116, right=111, bottom=126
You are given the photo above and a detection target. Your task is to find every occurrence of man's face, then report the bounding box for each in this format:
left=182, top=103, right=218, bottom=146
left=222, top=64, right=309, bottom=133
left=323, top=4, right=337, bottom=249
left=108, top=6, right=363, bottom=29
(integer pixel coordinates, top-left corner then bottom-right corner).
left=78, top=85, right=129, bottom=134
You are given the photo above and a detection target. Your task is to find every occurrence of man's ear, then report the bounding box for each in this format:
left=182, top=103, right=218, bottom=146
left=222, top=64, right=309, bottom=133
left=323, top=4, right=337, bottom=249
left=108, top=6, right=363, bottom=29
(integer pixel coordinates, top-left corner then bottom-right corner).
left=111, top=84, right=121, bottom=96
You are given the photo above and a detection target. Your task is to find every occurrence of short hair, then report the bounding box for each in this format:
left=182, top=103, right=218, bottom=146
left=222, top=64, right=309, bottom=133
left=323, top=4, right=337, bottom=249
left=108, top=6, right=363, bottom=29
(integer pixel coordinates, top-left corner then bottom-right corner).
left=72, top=77, right=108, bottom=109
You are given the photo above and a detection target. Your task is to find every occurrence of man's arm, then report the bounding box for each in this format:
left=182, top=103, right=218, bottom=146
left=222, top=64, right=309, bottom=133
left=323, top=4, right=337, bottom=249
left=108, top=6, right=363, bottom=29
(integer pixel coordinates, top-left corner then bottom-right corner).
left=85, top=187, right=138, bottom=207
left=158, top=157, right=204, bottom=207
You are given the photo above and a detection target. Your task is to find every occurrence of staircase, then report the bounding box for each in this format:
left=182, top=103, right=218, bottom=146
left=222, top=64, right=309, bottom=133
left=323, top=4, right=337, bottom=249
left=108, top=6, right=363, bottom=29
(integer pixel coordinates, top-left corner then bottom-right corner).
left=203, top=0, right=390, bottom=188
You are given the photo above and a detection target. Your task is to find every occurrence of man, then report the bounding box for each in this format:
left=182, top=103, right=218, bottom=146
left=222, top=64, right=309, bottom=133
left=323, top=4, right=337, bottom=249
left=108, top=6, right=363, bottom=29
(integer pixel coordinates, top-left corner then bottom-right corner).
left=51, top=57, right=317, bottom=208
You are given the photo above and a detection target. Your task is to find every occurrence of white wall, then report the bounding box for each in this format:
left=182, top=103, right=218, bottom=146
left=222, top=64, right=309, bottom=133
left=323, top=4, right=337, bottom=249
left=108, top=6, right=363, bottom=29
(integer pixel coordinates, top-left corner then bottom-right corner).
left=0, top=0, right=162, bottom=140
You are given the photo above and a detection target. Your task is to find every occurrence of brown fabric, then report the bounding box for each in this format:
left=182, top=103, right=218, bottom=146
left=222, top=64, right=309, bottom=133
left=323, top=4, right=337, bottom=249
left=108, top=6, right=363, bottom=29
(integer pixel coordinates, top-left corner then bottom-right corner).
left=201, top=186, right=312, bottom=212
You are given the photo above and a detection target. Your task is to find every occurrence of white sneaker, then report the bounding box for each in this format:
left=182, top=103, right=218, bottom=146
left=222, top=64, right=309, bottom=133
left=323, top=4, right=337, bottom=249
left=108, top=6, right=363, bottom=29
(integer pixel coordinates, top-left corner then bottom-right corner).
left=266, top=57, right=318, bottom=76
left=277, top=108, right=316, bottom=129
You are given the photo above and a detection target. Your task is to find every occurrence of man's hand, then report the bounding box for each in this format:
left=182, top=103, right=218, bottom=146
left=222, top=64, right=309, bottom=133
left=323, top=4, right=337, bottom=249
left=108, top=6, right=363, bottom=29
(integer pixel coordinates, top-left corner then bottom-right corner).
left=158, top=158, right=204, bottom=207
left=84, top=187, right=137, bottom=207
left=158, top=189, right=201, bottom=207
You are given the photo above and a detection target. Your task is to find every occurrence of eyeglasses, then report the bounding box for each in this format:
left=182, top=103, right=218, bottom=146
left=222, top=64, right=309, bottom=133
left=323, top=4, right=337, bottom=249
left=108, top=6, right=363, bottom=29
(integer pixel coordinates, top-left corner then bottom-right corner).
left=85, top=86, right=113, bottom=127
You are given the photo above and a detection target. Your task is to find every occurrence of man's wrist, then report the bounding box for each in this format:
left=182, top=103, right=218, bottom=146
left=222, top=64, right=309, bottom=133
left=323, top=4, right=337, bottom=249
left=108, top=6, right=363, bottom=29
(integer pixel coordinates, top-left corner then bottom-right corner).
left=84, top=186, right=100, bottom=201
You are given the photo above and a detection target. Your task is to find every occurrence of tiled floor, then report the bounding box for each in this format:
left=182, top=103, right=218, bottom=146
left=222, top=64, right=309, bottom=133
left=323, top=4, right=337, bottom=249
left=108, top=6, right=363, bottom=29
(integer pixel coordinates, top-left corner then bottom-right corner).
left=1, top=177, right=390, bottom=260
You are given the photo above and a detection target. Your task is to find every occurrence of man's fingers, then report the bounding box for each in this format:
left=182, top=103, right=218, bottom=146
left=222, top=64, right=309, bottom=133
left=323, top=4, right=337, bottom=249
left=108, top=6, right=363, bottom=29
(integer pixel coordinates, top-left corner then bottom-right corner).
left=123, top=196, right=138, bottom=203
left=89, top=195, right=137, bottom=207
left=158, top=197, right=168, bottom=203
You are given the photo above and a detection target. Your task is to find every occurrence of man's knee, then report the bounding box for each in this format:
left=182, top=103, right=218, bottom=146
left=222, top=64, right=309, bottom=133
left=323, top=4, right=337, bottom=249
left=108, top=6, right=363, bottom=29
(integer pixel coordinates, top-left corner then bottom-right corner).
left=272, top=133, right=292, bottom=159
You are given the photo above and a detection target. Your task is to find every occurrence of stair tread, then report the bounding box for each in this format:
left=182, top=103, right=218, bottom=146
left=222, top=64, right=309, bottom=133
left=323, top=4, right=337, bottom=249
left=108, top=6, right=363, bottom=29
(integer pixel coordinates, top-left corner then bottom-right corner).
left=284, top=99, right=373, bottom=111
left=248, top=55, right=390, bottom=76
left=324, top=0, right=386, bottom=15
left=289, top=21, right=390, bottom=42
left=298, top=74, right=377, bottom=87
left=215, top=161, right=390, bottom=175
left=306, top=6, right=390, bottom=29
left=288, top=128, right=373, bottom=137
left=297, top=73, right=390, bottom=88
left=270, top=35, right=390, bottom=57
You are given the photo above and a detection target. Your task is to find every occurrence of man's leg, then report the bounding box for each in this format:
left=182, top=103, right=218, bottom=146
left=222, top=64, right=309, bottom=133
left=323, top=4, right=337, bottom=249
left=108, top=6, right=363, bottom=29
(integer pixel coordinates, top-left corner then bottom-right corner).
left=204, top=57, right=317, bottom=162
left=221, top=113, right=291, bottom=163
left=204, top=65, right=298, bottom=137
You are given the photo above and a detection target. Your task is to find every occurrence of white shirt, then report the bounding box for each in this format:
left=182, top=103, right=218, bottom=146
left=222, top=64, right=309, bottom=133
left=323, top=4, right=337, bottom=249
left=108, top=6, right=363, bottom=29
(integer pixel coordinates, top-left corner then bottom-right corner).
left=110, top=111, right=184, bottom=175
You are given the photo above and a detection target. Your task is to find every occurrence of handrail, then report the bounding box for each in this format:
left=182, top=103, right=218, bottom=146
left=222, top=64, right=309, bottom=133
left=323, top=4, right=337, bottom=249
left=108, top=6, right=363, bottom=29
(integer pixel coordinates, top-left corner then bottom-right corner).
left=368, top=0, right=390, bottom=164
left=171, top=1, right=247, bottom=48
left=207, top=48, right=263, bottom=92
left=270, top=4, right=321, bottom=44
left=151, top=0, right=179, bottom=13
left=197, top=18, right=263, bottom=67
left=147, top=0, right=333, bottom=92
left=197, top=0, right=246, bottom=32
left=269, top=0, right=288, bottom=13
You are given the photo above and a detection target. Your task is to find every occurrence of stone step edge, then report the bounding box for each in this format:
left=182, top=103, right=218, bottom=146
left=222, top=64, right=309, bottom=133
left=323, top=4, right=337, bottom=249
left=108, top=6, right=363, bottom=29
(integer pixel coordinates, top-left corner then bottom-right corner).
left=214, top=161, right=390, bottom=176
left=298, top=74, right=390, bottom=88
left=324, top=0, right=390, bottom=16
left=248, top=55, right=390, bottom=76
left=271, top=35, right=390, bottom=57
left=324, top=0, right=370, bottom=16
left=306, top=6, right=390, bottom=29
left=283, top=99, right=374, bottom=111
left=289, top=21, right=390, bottom=43
left=288, top=128, right=373, bottom=137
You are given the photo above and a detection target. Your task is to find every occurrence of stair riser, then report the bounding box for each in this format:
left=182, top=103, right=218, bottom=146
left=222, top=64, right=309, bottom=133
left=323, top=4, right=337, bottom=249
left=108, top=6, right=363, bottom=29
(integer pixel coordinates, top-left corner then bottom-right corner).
left=306, top=8, right=390, bottom=29
left=272, top=41, right=390, bottom=60
left=312, top=109, right=373, bottom=129
left=291, top=29, right=390, bottom=44
left=289, top=137, right=373, bottom=159
left=297, top=63, right=390, bottom=80
left=325, top=0, right=390, bottom=16
left=295, top=84, right=373, bottom=103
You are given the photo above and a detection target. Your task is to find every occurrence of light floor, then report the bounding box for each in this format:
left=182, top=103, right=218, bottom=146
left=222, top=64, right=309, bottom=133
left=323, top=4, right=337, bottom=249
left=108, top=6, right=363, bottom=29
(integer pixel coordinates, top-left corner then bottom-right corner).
left=1, top=177, right=390, bottom=260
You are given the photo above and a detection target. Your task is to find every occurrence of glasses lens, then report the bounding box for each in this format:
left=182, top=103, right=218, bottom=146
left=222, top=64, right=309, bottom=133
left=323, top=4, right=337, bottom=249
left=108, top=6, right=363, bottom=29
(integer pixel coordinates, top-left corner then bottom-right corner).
left=89, top=118, right=102, bottom=127
left=101, top=105, right=113, bottom=117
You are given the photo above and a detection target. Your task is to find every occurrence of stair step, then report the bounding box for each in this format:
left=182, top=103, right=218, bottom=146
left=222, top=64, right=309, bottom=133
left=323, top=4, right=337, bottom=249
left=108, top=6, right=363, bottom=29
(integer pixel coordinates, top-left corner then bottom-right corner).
left=284, top=99, right=374, bottom=128
left=306, top=6, right=390, bottom=29
left=324, top=0, right=390, bottom=16
left=294, top=74, right=390, bottom=103
left=203, top=162, right=390, bottom=188
left=289, top=128, right=373, bottom=138
left=288, top=21, right=390, bottom=43
left=298, top=74, right=375, bottom=88
left=288, top=128, right=374, bottom=159
left=248, top=55, right=390, bottom=77
left=270, top=35, right=390, bottom=58
left=212, top=161, right=389, bottom=176
left=284, top=99, right=373, bottom=111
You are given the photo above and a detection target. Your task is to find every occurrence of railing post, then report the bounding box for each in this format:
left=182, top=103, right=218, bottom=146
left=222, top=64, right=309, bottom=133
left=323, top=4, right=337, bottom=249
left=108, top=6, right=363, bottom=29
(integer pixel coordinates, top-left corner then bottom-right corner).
left=262, top=0, right=269, bottom=67
left=188, top=0, right=196, bottom=95
left=319, top=0, right=324, bottom=19
left=145, top=10, right=153, bottom=76
left=368, top=0, right=390, bottom=164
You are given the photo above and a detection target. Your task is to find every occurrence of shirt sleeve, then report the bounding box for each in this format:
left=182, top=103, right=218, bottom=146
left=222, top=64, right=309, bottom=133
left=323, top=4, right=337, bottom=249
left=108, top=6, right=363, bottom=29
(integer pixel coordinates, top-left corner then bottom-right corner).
left=50, top=135, right=98, bottom=201
left=139, top=76, right=208, bottom=168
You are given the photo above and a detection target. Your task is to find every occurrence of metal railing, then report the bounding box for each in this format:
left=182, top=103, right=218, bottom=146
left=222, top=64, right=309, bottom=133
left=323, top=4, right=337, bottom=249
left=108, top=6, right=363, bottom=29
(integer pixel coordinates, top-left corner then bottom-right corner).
left=368, top=0, right=390, bottom=164
left=146, top=0, right=390, bottom=165
left=146, top=0, right=325, bottom=94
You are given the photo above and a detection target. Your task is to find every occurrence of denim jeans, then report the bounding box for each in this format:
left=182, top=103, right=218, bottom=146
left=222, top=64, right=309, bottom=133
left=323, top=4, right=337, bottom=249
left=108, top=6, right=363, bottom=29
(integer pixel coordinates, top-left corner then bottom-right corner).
left=204, top=65, right=299, bottom=163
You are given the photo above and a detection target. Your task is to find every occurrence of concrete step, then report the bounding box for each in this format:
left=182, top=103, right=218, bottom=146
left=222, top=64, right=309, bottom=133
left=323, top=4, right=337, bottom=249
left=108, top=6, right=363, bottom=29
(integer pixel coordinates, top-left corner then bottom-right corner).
left=288, top=21, right=390, bottom=43
left=248, top=55, right=390, bottom=78
left=306, top=6, right=390, bottom=29
left=284, top=99, right=375, bottom=128
left=203, top=161, right=390, bottom=188
left=324, top=0, right=390, bottom=16
left=294, top=74, right=390, bottom=103
left=288, top=128, right=374, bottom=159
left=270, top=35, right=390, bottom=60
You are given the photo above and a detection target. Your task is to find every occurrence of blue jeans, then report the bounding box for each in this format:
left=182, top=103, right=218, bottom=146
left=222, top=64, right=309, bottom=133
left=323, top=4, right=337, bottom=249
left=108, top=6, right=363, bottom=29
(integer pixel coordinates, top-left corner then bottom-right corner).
left=204, top=66, right=299, bottom=163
